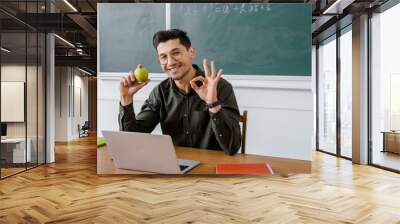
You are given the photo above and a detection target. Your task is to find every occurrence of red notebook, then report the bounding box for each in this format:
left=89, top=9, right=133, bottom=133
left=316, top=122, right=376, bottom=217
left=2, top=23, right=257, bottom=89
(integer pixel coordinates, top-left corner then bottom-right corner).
left=216, top=163, right=274, bottom=175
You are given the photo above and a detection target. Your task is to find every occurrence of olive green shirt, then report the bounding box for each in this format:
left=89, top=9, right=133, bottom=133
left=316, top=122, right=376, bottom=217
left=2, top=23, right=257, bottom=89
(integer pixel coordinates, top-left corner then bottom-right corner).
left=118, top=64, right=241, bottom=155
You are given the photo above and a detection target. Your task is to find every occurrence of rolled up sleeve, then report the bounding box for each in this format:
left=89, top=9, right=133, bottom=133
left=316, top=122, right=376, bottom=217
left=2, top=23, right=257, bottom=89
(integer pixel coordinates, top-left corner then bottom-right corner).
left=118, top=88, right=161, bottom=133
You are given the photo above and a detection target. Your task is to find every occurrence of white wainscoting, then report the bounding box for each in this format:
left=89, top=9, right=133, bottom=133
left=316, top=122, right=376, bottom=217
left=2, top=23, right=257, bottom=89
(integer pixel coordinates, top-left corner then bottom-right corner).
left=98, top=72, right=314, bottom=161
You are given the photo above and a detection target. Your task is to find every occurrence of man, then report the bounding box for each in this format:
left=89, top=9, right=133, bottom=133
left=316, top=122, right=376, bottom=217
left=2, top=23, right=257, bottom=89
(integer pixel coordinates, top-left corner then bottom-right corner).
left=119, top=29, right=241, bottom=155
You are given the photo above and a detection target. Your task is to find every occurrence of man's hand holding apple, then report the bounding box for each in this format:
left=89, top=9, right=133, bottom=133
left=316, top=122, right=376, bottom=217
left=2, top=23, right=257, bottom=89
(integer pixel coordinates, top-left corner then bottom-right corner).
left=120, top=64, right=150, bottom=106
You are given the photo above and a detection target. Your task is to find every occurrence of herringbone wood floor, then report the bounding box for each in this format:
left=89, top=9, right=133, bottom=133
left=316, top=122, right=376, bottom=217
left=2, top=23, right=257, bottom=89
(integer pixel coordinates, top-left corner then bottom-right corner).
left=1, top=135, right=400, bottom=224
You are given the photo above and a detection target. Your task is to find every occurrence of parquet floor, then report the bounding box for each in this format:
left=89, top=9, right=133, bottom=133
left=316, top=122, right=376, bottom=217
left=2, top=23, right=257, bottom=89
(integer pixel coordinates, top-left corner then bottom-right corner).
left=1, top=167, right=25, bottom=178
left=1, top=135, right=400, bottom=223
left=373, top=151, right=400, bottom=171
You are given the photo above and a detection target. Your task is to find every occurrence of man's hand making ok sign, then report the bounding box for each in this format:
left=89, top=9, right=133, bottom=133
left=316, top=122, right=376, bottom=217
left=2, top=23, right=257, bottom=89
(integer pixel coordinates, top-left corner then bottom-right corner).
left=190, top=59, right=223, bottom=107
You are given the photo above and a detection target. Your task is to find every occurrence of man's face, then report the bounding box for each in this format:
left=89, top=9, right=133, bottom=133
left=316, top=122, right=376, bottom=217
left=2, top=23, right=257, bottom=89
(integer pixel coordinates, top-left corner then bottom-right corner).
left=156, top=38, right=195, bottom=81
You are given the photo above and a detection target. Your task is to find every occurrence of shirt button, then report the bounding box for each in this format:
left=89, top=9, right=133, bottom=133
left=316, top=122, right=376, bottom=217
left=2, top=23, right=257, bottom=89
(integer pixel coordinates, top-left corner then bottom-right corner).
left=219, top=134, right=222, bottom=137
left=213, top=118, right=217, bottom=121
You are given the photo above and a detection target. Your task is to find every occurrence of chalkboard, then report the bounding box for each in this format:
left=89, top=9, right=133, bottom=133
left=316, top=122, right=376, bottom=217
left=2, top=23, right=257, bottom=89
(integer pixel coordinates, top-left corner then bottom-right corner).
left=98, top=4, right=165, bottom=73
left=171, top=3, right=311, bottom=76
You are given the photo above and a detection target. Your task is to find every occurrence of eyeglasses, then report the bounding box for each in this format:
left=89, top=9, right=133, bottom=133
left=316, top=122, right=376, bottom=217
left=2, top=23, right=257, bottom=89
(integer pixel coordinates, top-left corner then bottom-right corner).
left=158, top=51, right=183, bottom=65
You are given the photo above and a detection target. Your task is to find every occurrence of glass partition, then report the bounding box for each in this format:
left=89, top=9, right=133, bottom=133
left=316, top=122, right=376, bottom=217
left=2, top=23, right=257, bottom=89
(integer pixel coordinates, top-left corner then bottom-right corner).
left=317, top=35, right=337, bottom=155
left=370, top=3, right=400, bottom=171
left=38, top=32, right=45, bottom=165
left=27, top=30, right=38, bottom=169
left=1, top=30, right=28, bottom=177
left=339, top=27, right=352, bottom=158
left=0, top=1, right=46, bottom=179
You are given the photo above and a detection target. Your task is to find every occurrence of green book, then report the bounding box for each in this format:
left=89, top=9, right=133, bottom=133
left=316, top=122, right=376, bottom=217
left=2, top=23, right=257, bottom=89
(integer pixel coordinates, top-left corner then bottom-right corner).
left=97, top=137, right=107, bottom=148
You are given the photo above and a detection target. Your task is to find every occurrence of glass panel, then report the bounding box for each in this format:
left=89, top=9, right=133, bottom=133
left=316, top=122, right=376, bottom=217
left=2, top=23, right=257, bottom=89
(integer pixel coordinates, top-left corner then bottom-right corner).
left=26, top=0, right=39, bottom=170
left=318, top=36, right=337, bottom=154
left=1, top=30, right=27, bottom=177
left=390, top=75, right=400, bottom=130
left=340, top=28, right=352, bottom=158
left=38, top=32, right=45, bottom=165
left=371, top=4, right=400, bottom=171
left=0, top=1, right=46, bottom=178
left=27, top=30, right=38, bottom=169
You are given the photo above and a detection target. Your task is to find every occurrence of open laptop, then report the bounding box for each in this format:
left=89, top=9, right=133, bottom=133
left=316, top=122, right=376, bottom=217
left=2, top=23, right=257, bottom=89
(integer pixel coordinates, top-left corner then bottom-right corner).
left=102, top=130, right=200, bottom=174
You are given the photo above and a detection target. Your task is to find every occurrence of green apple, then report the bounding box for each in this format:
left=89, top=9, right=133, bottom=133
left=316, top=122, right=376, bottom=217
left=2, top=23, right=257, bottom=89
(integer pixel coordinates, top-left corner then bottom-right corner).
left=134, top=64, right=149, bottom=83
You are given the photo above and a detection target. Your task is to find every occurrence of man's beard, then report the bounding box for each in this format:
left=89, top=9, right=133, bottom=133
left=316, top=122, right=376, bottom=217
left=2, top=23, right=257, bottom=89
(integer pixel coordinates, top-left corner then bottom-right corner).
left=170, top=66, right=190, bottom=81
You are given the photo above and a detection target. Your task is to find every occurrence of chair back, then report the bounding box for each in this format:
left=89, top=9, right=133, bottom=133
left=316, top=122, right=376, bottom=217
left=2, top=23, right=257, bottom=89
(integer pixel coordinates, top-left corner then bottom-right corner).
left=239, top=110, right=248, bottom=154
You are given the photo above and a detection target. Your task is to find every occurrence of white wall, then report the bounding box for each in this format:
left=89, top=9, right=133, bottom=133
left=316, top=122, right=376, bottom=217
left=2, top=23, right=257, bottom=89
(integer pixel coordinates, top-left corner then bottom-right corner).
left=98, top=73, right=313, bottom=161
left=72, top=73, right=89, bottom=138
left=55, top=67, right=69, bottom=141
left=55, top=67, right=89, bottom=141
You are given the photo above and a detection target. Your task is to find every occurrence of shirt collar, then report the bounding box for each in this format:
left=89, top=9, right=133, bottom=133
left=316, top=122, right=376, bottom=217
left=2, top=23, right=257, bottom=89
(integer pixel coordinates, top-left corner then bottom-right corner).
left=169, top=64, right=204, bottom=96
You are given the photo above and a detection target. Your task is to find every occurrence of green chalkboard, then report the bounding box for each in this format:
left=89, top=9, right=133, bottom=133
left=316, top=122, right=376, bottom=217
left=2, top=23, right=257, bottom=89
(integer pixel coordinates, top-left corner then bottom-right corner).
left=171, top=3, right=311, bottom=76
left=99, top=4, right=165, bottom=73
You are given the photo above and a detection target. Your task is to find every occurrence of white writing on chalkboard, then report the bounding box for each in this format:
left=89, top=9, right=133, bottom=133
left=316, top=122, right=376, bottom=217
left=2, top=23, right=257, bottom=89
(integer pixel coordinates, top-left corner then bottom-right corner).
left=180, top=3, right=272, bottom=16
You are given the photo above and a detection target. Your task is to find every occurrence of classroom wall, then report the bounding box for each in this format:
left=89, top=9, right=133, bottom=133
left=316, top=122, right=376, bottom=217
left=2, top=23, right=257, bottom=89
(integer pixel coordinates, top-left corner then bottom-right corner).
left=98, top=73, right=313, bottom=160
left=55, top=67, right=89, bottom=141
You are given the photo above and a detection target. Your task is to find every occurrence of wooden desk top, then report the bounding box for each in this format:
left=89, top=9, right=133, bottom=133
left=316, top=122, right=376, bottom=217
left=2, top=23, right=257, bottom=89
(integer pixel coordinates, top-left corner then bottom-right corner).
left=97, top=146, right=311, bottom=175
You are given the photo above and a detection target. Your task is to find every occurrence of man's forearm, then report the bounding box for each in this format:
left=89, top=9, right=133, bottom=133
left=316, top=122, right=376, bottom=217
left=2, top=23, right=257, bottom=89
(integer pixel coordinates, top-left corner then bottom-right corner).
left=120, top=95, right=133, bottom=106
left=118, top=101, right=160, bottom=133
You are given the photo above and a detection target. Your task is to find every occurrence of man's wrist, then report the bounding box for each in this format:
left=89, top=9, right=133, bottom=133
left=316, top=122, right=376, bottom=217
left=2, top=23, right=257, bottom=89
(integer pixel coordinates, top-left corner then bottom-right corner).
left=205, top=97, right=218, bottom=104
left=120, top=96, right=133, bottom=106
left=208, top=105, right=221, bottom=113
left=206, top=100, right=221, bottom=109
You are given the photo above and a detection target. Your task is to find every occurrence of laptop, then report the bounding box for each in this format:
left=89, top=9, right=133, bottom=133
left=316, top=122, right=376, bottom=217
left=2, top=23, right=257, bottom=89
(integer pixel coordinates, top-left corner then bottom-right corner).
left=102, top=130, right=200, bottom=174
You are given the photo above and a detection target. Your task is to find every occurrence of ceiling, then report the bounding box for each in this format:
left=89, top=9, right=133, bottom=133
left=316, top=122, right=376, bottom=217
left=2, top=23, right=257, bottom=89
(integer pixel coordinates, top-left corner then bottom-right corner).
left=0, top=0, right=392, bottom=75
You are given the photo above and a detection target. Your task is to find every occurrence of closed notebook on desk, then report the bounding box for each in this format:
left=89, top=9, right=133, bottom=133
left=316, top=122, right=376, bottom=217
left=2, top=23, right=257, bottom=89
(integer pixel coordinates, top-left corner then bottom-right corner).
left=216, top=163, right=274, bottom=175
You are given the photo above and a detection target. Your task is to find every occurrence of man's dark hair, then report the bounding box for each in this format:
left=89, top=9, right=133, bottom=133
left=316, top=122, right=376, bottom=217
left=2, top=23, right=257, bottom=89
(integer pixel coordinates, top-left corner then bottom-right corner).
left=152, top=29, right=191, bottom=50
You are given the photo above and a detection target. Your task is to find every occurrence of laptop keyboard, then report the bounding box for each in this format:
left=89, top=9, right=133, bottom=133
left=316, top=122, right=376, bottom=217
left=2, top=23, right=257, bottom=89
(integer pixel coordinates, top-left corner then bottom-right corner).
left=179, top=165, right=189, bottom=171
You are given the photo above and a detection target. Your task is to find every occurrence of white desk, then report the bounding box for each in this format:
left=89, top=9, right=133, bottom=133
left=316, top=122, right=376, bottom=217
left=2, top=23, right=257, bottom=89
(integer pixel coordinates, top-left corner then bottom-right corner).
left=1, top=138, right=31, bottom=163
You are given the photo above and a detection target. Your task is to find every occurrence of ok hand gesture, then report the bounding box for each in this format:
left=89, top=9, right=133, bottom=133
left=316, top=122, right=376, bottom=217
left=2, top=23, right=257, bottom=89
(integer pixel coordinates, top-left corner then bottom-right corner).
left=190, top=59, right=223, bottom=104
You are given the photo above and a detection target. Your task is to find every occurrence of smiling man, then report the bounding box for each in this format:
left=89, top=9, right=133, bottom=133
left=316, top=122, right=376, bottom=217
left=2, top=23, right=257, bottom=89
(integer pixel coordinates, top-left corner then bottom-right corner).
left=118, top=29, right=241, bottom=155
